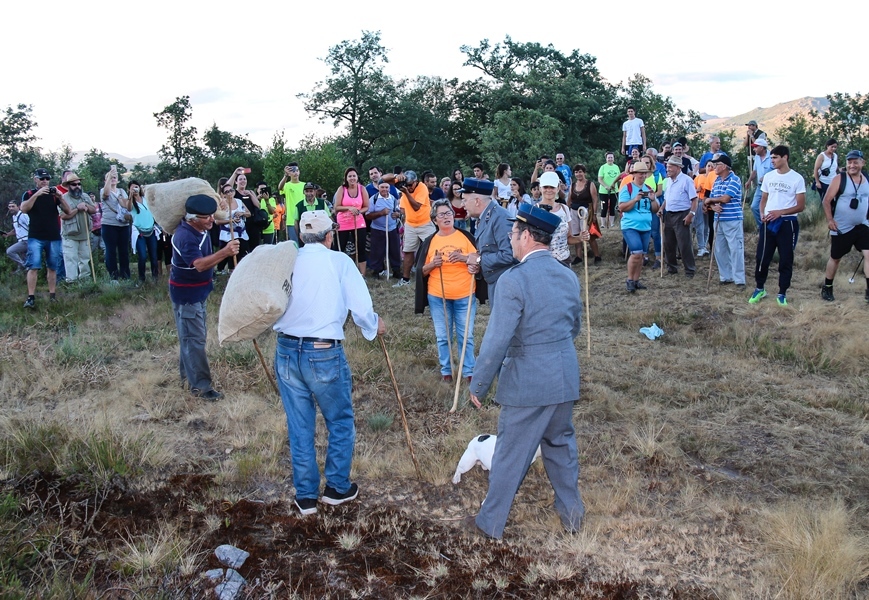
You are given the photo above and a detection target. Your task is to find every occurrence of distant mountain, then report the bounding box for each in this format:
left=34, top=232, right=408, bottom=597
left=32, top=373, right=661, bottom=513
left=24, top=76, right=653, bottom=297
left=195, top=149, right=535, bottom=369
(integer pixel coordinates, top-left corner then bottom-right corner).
left=700, top=97, right=829, bottom=137
left=70, top=152, right=160, bottom=169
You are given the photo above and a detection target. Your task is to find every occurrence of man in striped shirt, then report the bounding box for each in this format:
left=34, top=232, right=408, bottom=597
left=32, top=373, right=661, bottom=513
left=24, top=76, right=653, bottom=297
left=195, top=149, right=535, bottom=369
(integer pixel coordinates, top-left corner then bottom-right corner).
left=704, top=154, right=744, bottom=288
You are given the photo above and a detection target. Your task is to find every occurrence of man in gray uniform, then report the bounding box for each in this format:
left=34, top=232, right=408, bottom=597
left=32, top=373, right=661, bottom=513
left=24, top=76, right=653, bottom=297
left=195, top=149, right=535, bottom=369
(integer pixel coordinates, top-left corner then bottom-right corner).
left=466, top=203, right=585, bottom=539
left=458, top=177, right=516, bottom=302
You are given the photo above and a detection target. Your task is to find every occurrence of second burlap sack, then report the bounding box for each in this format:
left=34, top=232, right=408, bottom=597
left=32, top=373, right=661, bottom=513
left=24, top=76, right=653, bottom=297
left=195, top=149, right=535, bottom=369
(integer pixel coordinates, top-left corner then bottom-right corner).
left=218, top=241, right=298, bottom=345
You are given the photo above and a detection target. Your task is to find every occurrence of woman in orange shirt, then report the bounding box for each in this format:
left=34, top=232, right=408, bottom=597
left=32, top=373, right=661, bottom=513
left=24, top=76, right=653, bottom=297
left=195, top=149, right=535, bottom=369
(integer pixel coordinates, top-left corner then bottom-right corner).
left=414, top=199, right=481, bottom=383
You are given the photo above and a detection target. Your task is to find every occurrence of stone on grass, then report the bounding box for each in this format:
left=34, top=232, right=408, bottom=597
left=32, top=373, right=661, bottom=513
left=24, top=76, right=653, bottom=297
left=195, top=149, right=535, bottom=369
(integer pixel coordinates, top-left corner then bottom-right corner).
left=215, top=544, right=249, bottom=569
left=215, top=580, right=243, bottom=600
left=205, top=568, right=224, bottom=581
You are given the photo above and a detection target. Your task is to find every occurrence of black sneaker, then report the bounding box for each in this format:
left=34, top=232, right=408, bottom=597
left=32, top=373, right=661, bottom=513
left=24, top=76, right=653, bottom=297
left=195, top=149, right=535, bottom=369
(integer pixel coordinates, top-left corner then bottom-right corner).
left=651, top=260, right=661, bottom=270
left=321, top=483, right=359, bottom=506
left=626, top=279, right=637, bottom=293
left=865, top=289, right=869, bottom=304
left=23, top=297, right=35, bottom=309
left=594, top=256, right=602, bottom=264
left=634, top=280, right=647, bottom=290
left=571, top=256, right=583, bottom=265
left=295, top=497, right=318, bottom=516
left=192, top=388, right=224, bottom=401
left=821, top=286, right=834, bottom=302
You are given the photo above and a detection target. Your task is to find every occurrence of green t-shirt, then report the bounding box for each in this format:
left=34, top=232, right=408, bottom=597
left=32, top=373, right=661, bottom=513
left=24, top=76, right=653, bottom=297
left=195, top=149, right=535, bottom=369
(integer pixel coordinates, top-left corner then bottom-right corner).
left=282, top=181, right=305, bottom=225
left=598, top=164, right=622, bottom=193
left=259, top=197, right=277, bottom=234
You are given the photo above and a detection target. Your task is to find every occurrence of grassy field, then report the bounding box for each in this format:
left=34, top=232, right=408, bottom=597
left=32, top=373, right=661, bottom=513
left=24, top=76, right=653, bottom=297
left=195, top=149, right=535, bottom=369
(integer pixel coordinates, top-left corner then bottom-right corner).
left=0, top=199, right=867, bottom=599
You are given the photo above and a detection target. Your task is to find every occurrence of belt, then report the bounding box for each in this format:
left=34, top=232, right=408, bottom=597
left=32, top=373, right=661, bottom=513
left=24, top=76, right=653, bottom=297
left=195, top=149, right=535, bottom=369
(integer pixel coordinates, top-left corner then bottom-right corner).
left=277, top=333, right=342, bottom=346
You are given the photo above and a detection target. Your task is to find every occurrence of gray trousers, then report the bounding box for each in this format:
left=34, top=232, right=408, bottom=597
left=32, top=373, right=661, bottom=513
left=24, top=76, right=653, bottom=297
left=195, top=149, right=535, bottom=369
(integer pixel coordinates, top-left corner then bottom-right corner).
left=713, top=219, right=745, bottom=285
left=476, top=401, right=584, bottom=538
left=172, top=301, right=213, bottom=392
left=663, top=210, right=696, bottom=274
left=6, top=239, right=27, bottom=268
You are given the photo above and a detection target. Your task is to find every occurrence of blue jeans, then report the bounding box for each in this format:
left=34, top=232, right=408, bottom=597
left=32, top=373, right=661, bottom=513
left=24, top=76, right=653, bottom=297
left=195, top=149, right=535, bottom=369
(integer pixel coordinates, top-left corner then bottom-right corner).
left=427, top=294, right=476, bottom=377
left=750, top=187, right=763, bottom=230
left=275, top=336, right=355, bottom=500
left=649, top=213, right=661, bottom=256
left=622, top=229, right=651, bottom=255
left=172, top=301, right=213, bottom=392
left=25, top=238, right=62, bottom=271
left=136, top=232, right=158, bottom=280
left=103, top=224, right=131, bottom=279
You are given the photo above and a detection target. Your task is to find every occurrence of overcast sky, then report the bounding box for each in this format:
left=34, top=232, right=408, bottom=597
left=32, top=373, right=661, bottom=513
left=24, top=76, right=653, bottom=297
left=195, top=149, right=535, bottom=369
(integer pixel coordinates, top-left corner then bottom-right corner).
left=4, top=1, right=862, bottom=160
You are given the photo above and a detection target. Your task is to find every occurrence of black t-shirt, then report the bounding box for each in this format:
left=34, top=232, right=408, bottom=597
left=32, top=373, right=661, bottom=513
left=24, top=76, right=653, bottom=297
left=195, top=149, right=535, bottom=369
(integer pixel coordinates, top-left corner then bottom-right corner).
left=235, top=190, right=258, bottom=215
left=21, top=189, right=62, bottom=241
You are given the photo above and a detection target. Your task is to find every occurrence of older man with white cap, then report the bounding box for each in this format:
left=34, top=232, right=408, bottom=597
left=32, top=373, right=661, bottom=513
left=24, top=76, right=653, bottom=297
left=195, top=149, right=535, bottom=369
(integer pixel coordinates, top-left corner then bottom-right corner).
left=273, top=210, right=386, bottom=516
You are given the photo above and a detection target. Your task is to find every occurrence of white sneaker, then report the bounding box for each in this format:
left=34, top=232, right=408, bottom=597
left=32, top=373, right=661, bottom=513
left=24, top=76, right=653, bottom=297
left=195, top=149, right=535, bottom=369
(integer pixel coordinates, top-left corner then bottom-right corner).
left=379, top=270, right=388, bottom=277
left=392, top=278, right=411, bottom=288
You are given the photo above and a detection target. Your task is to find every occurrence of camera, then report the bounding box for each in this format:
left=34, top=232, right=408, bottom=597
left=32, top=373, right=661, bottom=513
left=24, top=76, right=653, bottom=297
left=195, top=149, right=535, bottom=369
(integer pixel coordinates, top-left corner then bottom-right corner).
left=49, top=186, right=57, bottom=194
left=820, top=167, right=831, bottom=177
left=850, top=197, right=859, bottom=211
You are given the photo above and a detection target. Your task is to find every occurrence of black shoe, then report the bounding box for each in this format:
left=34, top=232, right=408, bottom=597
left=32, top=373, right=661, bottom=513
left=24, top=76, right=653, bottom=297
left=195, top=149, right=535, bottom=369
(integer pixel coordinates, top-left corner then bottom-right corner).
left=594, top=256, right=602, bottom=264
left=321, top=483, right=358, bottom=506
left=634, top=280, right=647, bottom=290
left=821, top=286, right=834, bottom=302
left=667, top=268, right=678, bottom=275
left=459, top=515, right=493, bottom=539
left=651, top=260, right=661, bottom=270
left=23, top=297, right=35, bottom=309
left=571, top=256, right=583, bottom=265
left=865, top=289, right=869, bottom=304
left=626, top=279, right=636, bottom=293
left=192, top=388, right=223, bottom=401
left=295, top=497, right=318, bottom=516
left=720, top=280, right=734, bottom=286
left=685, top=272, right=695, bottom=279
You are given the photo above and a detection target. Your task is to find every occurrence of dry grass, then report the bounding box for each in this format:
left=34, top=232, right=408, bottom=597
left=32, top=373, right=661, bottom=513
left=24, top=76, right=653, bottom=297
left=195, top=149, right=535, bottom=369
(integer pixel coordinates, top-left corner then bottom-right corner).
left=0, top=210, right=867, bottom=597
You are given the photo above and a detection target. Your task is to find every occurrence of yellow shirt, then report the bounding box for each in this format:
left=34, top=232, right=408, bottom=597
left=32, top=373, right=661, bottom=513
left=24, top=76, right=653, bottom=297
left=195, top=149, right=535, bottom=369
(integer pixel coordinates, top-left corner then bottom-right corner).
left=425, top=231, right=476, bottom=299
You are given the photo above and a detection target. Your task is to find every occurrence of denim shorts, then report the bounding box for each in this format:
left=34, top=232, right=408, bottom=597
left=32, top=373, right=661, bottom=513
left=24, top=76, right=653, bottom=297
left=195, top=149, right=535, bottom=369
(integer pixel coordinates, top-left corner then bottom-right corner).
left=26, top=238, right=62, bottom=271
left=622, top=229, right=651, bottom=255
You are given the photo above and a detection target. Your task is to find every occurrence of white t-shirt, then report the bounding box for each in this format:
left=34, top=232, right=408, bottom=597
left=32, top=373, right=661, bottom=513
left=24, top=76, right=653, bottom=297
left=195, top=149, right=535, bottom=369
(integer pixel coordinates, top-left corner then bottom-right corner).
left=761, top=169, right=806, bottom=215
left=622, top=118, right=645, bottom=145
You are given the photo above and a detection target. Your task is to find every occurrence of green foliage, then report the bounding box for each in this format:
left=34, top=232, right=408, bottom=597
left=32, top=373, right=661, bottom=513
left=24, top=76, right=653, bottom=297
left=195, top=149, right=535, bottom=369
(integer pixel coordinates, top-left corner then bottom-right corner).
left=263, top=131, right=294, bottom=190
left=76, top=149, right=127, bottom=194
left=153, top=95, right=205, bottom=179
left=65, top=430, right=142, bottom=484
left=285, top=135, right=347, bottom=193
left=366, top=413, right=394, bottom=433
left=620, top=74, right=704, bottom=151
left=2, top=421, right=68, bottom=474
left=478, top=108, right=562, bottom=170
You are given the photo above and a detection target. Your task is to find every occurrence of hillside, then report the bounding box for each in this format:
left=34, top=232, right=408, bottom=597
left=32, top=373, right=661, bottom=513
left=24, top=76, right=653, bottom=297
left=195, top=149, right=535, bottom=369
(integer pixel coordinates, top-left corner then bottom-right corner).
left=700, top=96, right=829, bottom=138
left=69, top=151, right=160, bottom=169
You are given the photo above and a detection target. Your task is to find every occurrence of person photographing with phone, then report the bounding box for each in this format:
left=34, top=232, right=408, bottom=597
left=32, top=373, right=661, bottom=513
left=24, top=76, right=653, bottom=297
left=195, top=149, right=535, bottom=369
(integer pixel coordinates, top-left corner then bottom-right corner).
left=618, top=162, right=659, bottom=292
left=100, top=166, right=132, bottom=282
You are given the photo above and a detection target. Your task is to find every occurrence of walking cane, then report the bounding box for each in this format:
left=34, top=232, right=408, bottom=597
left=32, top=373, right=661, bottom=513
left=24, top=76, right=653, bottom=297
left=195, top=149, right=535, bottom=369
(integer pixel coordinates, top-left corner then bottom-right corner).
left=706, top=215, right=721, bottom=292
left=577, top=207, right=592, bottom=358
left=450, top=276, right=476, bottom=413
left=437, top=253, right=456, bottom=378
left=384, top=206, right=391, bottom=281
left=354, top=212, right=360, bottom=266
left=379, top=335, right=422, bottom=479
left=87, top=225, right=97, bottom=284
left=849, top=256, right=864, bottom=284
left=659, top=212, right=665, bottom=278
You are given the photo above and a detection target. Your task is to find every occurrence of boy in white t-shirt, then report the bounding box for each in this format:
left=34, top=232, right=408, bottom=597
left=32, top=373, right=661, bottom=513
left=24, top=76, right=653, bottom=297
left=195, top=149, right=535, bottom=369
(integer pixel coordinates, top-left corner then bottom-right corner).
left=621, top=106, right=647, bottom=157
left=749, top=145, right=806, bottom=306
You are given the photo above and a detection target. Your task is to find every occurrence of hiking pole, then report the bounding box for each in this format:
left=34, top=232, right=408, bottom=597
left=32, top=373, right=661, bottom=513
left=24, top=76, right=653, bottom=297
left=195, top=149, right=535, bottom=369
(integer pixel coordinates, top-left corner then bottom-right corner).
left=354, top=217, right=360, bottom=266
left=379, top=335, right=422, bottom=480
left=450, top=276, right=476, bottom=413
left=706, top=215, right=720, bottom=292
left=849, top=256, right=864, bottom=284
left=577, top=207, right=592, bottom=358
left=87, top=226, right=98, bottom=284
left=437, top=252, right=456, bottom=379
left=659, top=213, right=665, bottom=278
left=384, top=209, right=391, bottom=281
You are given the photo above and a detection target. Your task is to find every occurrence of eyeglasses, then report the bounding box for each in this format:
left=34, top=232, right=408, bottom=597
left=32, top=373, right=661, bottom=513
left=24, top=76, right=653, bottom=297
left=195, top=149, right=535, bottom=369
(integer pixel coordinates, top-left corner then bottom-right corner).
left=195, top=214, right=214, bottom=220
left=508, top=229, right=522, bottom=239
left=435, top=212, right=453, bottom=219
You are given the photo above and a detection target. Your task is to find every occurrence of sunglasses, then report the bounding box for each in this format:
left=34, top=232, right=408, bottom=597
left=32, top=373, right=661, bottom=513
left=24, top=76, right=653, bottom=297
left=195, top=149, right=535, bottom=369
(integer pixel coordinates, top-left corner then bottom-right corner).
left=38, top=177, right=51, bottom=181
left=68, top=182, right=82, bottom=187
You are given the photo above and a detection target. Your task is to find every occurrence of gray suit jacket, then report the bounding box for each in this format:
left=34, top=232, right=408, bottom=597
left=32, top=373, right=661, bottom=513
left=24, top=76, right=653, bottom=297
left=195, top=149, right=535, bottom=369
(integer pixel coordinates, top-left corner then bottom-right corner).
left=470, top=249, right=582, bottom=407
left=475, top=200, right=517, bottom=285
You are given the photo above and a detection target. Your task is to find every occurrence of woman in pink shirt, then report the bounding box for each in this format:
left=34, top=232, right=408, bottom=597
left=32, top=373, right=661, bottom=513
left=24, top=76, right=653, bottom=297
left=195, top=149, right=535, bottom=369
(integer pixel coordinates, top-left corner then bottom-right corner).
left=333, top=167, right=370, bottom=275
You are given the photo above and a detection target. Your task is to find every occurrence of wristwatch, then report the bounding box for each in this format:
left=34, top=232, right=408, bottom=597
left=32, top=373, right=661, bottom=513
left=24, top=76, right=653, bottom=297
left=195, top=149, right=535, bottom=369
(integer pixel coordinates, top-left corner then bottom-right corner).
left=474, top=255, right=481, bottom=265
left=689, top=211, right=696, bottom=216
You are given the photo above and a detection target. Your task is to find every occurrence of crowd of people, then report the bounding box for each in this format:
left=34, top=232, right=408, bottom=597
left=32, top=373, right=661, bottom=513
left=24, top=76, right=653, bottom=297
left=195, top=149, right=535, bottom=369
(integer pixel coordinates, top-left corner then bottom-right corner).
left=6, top=110, right=868, bottom=538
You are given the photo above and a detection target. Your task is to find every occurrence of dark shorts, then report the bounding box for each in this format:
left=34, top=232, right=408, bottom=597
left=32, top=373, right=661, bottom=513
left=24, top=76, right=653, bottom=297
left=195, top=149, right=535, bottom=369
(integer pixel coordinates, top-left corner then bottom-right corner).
left=831, top=224, right=869, bottom=260
left=338, top=227, right=369, bottom=263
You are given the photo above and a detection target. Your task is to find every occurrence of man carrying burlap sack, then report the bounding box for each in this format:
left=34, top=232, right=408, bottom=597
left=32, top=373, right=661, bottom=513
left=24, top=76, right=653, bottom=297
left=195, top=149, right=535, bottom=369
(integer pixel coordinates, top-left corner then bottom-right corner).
left=170, top=194, right=239, bottom=401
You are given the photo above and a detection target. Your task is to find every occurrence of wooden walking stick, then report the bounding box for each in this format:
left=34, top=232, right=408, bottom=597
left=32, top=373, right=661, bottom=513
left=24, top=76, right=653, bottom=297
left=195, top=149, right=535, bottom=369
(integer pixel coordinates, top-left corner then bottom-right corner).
left=450, top=276, right=476, bottom=413
left=384, top=207, right=391, bottom=281
left=437, top=253, right=456, bottom=379
left=379, top=335, right=423, bottom=479
left=659, top=213, right=665, bottom=278
left=87, top=225, right=97, bottom=284
left=230, top=210, right=279, bottom=395
left=706, top=214, right=721, bottom=292
left=577, top=207, right=592, bottom=358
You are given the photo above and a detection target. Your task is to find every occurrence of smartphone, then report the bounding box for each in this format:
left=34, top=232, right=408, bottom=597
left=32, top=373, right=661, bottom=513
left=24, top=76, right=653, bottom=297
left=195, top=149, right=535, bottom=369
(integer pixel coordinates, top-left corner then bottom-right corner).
left=243, top=168, right=251, bottom=174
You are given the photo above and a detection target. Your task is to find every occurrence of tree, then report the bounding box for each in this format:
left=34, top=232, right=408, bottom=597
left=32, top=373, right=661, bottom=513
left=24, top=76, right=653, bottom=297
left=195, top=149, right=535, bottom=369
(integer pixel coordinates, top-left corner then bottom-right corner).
left=286, top=135, right=347, bottom=194
left=618, top=74, right=704, bottom=151
left=202, top=123, right=262, bottom=158
left=0, top=104, right=39, bottom=165
left=815, top=92, right=869, bottom=157
left=263, top=131, right=294, bottom=189
left=300, top=31, right=400, bottom=169
left=153, top=95, right=204, bottom=178
left=77, top=149, right=127, bottom=194
left=478, top=108, right=562, bottom=172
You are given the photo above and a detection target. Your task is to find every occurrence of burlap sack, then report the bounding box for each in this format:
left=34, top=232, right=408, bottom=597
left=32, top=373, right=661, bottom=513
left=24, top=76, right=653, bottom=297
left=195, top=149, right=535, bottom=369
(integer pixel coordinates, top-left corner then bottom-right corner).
left=145, top=178, right=223, bottom=234
left=218, top=241, right=298, bottom=345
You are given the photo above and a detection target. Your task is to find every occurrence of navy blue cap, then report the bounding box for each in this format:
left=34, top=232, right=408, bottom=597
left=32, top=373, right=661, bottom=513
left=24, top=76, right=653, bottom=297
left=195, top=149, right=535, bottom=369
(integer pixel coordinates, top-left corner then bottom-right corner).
left=34, top=168, right=51, bottom=179
left=508, top=202, right=561, bottom=234
left=185, top=194, right=218, bottom=215
left=459, top=177, right=494, bottom=196
left=846, top=150, right=864, bottom=160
